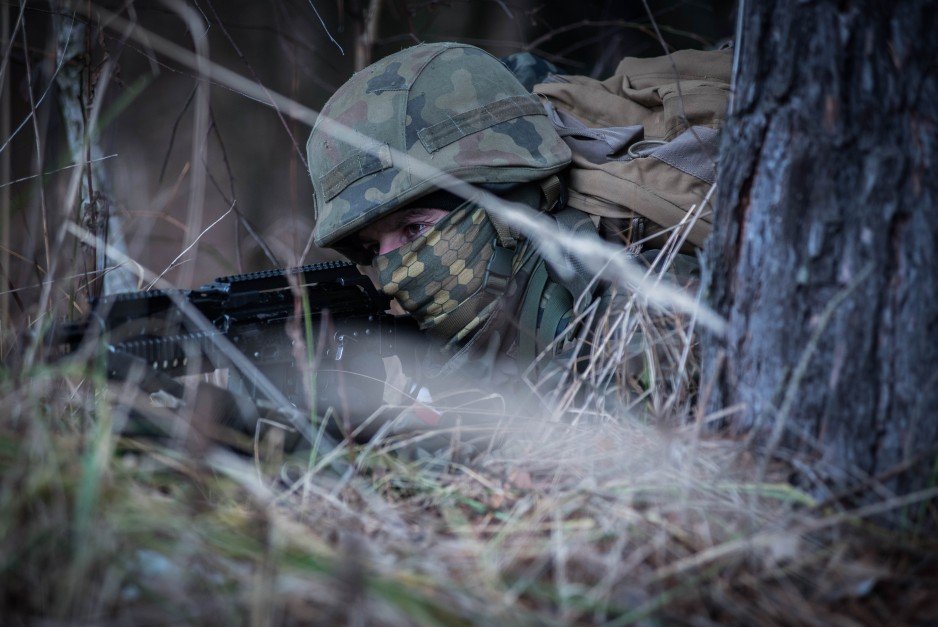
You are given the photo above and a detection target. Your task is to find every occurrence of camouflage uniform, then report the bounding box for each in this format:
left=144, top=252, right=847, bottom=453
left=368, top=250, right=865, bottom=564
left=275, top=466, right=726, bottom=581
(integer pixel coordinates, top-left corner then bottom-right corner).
left=307, top=43, right=600, bottom=411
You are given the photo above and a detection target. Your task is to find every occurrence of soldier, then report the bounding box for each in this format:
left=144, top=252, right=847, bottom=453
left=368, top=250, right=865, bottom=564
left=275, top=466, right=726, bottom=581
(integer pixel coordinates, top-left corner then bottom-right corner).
left=305, top=42, right=603, bottom=416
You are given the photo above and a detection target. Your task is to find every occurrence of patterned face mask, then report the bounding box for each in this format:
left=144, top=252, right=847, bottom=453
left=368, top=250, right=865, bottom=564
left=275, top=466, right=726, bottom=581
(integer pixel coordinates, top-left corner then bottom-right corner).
left=373, top=202, right=498, bottom=335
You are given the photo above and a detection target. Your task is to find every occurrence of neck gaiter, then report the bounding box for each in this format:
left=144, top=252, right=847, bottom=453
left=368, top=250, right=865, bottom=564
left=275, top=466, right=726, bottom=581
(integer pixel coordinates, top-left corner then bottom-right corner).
left=373, top=202, right=498, bottom=338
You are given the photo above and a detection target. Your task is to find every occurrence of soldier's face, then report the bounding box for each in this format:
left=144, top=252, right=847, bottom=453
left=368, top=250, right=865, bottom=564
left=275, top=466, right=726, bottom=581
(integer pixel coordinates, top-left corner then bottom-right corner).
left=357, top=207, right=449, bottom=258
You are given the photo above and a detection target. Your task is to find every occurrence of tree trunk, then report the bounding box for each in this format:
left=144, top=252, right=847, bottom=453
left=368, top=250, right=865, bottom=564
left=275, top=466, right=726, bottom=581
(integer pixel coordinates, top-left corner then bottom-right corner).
left=703, top=1, right=938, bottom=499
left=54, top=9, right=136, bottom=296
left=1, top=4, right=11, bottom=326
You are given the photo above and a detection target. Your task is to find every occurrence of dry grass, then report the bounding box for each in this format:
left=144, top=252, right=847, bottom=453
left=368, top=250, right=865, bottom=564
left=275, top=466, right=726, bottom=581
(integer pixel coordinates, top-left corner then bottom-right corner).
left=2, top=4, right=937, bottom=625
left=2, top=358, right=937, bottom=625
left=3, top=239, right=937, bottom=624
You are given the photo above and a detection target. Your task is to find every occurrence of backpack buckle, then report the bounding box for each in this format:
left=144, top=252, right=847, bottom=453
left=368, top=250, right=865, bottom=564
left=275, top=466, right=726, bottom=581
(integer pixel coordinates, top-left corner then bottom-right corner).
left=483, top=242, right=514, bottom=294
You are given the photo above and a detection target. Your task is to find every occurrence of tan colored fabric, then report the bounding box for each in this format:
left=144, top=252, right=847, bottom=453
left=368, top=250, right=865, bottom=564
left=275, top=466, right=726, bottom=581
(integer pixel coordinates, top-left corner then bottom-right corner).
left=536, top=49, right=732, bottom=136
left=534, top=48, right=732, bottom=249
left=565, top=147, right=714, bottom=248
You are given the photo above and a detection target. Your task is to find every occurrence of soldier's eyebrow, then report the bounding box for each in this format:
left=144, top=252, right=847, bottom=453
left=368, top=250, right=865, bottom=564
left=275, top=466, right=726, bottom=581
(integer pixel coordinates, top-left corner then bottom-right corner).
left=357, top=208, right=443, bottom=246
left=389, top=208, right=442, bottom=229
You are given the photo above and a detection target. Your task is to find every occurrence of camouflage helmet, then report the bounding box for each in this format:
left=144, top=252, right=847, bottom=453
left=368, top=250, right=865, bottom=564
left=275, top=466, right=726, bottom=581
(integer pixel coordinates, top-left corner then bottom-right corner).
left=308, top=42, right=572, bottom=249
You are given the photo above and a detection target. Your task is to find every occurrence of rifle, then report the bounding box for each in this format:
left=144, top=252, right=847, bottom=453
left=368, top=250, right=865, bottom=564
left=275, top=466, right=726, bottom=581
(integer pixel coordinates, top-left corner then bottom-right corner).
left=54, top=260, right=422, bottom=450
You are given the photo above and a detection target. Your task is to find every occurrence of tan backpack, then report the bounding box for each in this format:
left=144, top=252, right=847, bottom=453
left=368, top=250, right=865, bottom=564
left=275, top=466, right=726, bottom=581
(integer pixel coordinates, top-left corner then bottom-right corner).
left=533, top=48, right=733, bottom=250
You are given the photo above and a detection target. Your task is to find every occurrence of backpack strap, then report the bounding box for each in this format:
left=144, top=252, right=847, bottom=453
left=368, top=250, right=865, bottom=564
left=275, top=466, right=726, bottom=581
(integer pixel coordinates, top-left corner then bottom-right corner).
left=539, top=175, right=563, bottom=212
left=518, top=261, right=579, bottom=373
left=545, top=207, right=599, bottom=310
left=517, top=206, right=599, bottom=372
left=517, top=259, right=550, bottom=368
left=537, top=283, right=574, bottom=357
left=488, top=215, right=518, bottom=249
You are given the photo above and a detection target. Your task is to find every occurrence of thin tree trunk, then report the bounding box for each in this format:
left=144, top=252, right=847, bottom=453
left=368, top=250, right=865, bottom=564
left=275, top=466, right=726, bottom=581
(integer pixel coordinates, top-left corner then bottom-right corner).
left=1, top=4, right=11, bottom=326
left=703, top=1, right=938, bottom=500
left=54, top=8, right=135, bottom=296
left=352, top=0, right=382, bottom=71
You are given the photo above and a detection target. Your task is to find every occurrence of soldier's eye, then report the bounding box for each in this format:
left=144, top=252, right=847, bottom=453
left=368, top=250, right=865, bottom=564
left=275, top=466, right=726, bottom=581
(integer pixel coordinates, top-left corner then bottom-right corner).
left=404, top=223, right=429, bottom=239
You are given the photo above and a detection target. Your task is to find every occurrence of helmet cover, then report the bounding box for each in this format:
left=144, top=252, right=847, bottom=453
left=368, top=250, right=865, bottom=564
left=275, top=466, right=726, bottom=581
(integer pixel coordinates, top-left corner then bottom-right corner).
left=307, top=42, right=571, bottom=249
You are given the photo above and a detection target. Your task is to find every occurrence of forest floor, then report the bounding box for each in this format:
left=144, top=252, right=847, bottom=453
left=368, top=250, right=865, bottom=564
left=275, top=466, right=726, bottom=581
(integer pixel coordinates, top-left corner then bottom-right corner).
left=1, top=341, right=936, bottom=625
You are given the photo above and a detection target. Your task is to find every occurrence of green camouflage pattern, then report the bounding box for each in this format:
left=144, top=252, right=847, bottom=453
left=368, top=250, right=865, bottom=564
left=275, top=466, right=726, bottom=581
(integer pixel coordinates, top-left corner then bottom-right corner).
left=449, top=240, right=538, bottom=346
left=308, top=42, right=571, bottom=248
left=374, top=202, right=496, bottom=331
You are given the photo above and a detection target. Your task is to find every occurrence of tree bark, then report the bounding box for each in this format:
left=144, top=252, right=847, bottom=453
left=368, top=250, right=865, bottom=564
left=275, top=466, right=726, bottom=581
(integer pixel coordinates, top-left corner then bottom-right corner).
left=54, top=9, right=136, bottom=296
left=1, top=4, right=11, bottom=325
left=703, top=1, right=938, bottom=499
